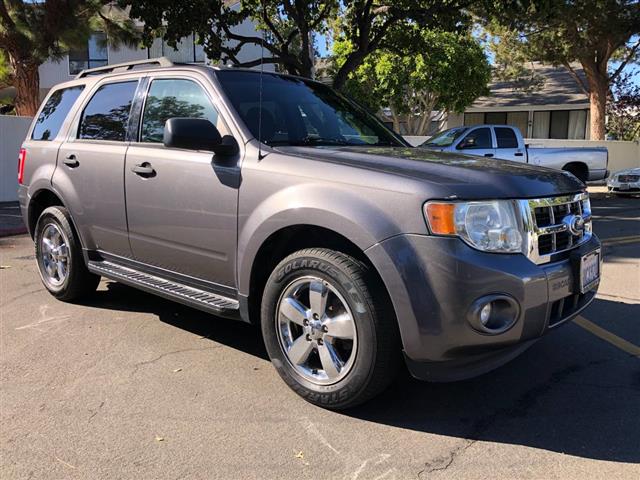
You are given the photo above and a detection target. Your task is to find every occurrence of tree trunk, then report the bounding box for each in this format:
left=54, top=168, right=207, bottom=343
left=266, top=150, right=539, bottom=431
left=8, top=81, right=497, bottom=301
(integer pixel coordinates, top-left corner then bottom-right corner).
left=584, top=68, right=608, bottom=140
left=12, top=60, right=40, bottom=117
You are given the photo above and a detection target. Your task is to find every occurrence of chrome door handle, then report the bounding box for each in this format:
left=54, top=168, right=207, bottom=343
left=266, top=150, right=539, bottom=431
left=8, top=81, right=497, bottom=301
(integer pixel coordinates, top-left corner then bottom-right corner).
left=63, top=154, right=79, bottom=168
left=131, top=162, right=156, bottom=177
left=484, top=153, right=494, bottom=158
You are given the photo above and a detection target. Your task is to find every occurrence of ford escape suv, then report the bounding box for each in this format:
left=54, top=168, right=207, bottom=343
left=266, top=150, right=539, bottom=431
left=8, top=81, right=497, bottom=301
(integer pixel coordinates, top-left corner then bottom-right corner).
left=18, top=58, right=601, bottom=409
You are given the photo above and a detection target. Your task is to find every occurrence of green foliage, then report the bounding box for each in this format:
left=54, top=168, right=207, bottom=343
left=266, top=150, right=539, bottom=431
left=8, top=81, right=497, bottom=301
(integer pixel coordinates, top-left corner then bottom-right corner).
left=335, top=29, right=491, bottom=135
left=479, top=0, right=640, bottom=139
left=0, top=49, right=12, bottom=88
left=607, top=72, right=640, bottom=141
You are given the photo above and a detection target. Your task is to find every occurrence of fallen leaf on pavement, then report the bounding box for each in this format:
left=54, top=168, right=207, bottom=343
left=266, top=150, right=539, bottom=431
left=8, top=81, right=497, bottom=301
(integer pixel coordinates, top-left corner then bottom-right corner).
left=155, top=436, right=164, bottom=442
left=173, top=368, right=182, bottom=373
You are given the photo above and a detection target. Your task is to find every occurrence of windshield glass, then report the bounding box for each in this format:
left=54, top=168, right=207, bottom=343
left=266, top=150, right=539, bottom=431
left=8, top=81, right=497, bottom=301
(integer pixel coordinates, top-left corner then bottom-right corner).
left=216, top=70, right=405, bottom=147
left=422, top=127, right=468, bottom=147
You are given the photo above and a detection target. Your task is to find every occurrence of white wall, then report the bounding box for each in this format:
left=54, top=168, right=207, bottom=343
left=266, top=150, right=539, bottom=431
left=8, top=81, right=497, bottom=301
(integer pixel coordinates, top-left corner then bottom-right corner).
left=0, top=116, right=32, bottom=202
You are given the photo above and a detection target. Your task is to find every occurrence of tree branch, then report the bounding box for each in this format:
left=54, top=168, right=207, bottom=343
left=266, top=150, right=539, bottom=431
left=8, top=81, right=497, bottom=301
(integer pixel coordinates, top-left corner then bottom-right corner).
left=562, top=61, right=590, bottom=96
left=609, top=39, right=640, bottom=82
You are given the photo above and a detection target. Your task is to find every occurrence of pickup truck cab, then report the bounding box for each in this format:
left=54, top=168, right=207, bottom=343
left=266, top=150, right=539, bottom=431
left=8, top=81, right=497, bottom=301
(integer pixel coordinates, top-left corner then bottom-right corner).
left=18, top=59, right=602, bottom=409
left=421, top=124, right=609, bottom=183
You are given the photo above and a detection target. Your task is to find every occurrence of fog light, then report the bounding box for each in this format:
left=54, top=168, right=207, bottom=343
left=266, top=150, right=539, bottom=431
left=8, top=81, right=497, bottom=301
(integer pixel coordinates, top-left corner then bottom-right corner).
left=467, top=294, right=520, bottom=334
left=480, top=303, right=492, bottom=326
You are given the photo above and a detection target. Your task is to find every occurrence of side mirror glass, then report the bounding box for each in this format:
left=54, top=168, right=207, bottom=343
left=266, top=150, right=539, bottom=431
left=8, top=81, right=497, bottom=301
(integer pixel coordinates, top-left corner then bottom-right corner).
left=163, top=118, right=239, bottom=156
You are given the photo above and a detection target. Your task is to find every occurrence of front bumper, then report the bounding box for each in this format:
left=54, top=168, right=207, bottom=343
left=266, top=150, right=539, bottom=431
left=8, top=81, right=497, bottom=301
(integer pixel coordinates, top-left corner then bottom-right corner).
left=365, top=233, right=601, bottom=381
left=607, top=178, right=640, bottom=193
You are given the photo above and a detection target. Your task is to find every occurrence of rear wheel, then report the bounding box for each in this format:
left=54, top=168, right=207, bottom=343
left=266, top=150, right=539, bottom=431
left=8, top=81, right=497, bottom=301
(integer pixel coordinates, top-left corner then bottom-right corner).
left=35, top=206, right=100, bottom=301
left=261, top=248, right=399, bottom=409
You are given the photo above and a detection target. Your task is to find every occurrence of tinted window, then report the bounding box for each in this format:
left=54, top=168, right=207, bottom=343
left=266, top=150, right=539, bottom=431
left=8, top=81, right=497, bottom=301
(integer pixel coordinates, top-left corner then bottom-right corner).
left=140, top=79, right=219, bottom=143
left=78, top=81, right=138, bottom=141
left=422, top=127, right=468, bottom=147
left=495, top=127, right=519, bottom=148
left=32, top=86, right=85, bottom=141
left=458, top=128, right=492, bottom=149
left=216, top=70, right=403, bottom=147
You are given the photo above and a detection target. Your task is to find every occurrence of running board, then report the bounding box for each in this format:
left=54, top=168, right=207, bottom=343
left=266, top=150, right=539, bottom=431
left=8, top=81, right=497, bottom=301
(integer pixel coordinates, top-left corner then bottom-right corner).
left=87, top=260, right=240, bottom=318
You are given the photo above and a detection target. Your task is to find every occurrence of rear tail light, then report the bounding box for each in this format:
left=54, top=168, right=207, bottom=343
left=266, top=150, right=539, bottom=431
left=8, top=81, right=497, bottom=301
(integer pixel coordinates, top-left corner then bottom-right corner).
left=18, top=148, right=26, bottom=184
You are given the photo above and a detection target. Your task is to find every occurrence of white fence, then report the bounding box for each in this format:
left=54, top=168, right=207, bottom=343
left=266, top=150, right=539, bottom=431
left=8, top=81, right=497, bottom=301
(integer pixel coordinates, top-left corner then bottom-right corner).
left=0, top=116, right=32, bottom=202
left=404, top=136, right=640, bottom=173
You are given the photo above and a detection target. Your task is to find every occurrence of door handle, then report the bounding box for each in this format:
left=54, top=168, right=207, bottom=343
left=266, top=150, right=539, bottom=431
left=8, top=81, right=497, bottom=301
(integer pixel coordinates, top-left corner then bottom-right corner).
left=131, top=162, right=156, bottom=178
left=514, top=152, right=524, bottom=157
left=63, top=154, right=79, bottom=168
left=484, top=153, right=494, bottom=158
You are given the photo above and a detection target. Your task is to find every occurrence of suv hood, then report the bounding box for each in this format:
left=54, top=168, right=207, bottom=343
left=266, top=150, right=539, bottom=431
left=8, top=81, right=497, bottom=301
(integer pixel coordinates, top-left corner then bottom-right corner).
left=275, top=145, right=584, bottom=199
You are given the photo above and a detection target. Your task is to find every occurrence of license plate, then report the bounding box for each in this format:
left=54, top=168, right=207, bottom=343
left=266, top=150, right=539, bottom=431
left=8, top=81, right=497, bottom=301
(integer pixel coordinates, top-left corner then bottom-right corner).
left=619, top=183, right=630, bottom=190
left=580, top=250, right=600, bottom=293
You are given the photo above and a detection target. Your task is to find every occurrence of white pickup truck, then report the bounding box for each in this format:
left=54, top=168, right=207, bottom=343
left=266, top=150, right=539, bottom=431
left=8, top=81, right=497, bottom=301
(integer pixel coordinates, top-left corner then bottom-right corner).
left=420, top=125, right=608, bottom=183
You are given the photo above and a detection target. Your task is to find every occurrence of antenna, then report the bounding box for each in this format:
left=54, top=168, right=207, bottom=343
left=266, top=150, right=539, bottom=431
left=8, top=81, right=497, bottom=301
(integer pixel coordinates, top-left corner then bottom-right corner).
left=257, top=22, right=265, bottom=160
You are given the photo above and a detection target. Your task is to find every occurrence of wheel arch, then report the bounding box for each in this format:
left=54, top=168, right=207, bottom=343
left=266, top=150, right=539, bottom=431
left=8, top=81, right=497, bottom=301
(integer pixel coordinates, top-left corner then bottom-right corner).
left=562, top=162, right=589, bottom=183
left=27, top=188, right=82, bottom=247
left=242, top=223, right=393, bottom=327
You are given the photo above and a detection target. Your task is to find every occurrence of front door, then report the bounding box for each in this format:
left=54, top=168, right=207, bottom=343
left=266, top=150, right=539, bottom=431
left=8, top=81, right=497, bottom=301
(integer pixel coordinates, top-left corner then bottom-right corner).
left=124, top=75, right=240, bottom=288
left=54, top=79, right=139, bottom=257
left=455, top=127, right=496, bottom=159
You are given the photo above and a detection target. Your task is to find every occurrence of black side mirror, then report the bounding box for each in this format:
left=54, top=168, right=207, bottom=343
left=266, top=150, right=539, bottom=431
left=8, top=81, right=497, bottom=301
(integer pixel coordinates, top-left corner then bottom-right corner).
left=163, top=118, right=239, bottom=156
left=458, top=137, right=476, bottom=149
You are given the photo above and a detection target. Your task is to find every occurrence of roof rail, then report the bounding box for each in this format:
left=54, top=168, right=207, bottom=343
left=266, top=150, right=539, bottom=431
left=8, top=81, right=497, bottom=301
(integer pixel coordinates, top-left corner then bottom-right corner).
left=75, top=57, right=174, bottom=79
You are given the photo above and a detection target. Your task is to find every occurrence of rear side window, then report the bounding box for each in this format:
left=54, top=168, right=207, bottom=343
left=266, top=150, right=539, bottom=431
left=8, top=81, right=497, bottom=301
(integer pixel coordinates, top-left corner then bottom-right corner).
left=140, top=79, right=220, bottom=143
left=495, top=128, right=519, bottom=148
left=78, top=81, right=138, bottom=141
left=32, top=86, right=85, bottom=141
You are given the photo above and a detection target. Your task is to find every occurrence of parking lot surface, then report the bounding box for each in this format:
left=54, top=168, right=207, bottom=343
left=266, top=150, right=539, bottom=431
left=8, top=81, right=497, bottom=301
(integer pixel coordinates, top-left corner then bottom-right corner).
left=1, top=195, right=639, bottom=480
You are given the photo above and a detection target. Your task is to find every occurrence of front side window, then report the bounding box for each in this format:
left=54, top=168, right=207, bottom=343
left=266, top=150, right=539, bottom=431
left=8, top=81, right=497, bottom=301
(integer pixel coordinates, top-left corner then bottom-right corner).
left=78, top=81, right=138, bottom=141
left=69, top=33, right=108, bottom=75
left=32, top=86, right=85, bottom=141
left=458, top=128, right=493, bottom=149
left=216, top=70, right=403, bottom=147
left=140, top=79, right=220, bottom=143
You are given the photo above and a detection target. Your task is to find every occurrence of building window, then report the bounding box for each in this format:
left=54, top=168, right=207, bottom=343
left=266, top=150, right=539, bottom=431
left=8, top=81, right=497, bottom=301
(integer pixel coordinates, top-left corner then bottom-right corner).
left=69, top=32, right=108, bottom=75
left=532, top=110, right=587, bottom=139
left=464, top=111, right=528, bottom=136
left=148, top=34, right=206, bottom=63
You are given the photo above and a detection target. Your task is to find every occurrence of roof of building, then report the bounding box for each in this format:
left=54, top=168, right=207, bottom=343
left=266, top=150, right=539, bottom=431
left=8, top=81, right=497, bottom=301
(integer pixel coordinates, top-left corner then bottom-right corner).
left=471, top=62, right=590, bottom=109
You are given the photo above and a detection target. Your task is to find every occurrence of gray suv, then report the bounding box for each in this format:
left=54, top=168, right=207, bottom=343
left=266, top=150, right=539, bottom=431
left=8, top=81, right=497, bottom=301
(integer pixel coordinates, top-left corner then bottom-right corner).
left=18, top=58, right=601, bottom=409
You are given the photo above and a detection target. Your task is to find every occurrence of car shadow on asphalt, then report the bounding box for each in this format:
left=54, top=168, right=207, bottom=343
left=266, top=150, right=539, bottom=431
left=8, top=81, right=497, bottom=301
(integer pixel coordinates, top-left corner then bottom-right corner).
left=79, top=282, right=639, bottom=464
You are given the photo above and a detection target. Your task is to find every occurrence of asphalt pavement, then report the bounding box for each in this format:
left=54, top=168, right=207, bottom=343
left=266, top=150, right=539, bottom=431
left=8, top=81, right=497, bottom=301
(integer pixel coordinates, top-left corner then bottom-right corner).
left=1, top=194, right=638, bottom=480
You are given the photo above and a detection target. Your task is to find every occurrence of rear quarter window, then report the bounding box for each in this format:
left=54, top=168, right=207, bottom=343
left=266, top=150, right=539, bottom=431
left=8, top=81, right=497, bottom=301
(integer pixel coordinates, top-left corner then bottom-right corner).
left=495, top=127, right=519, bottom=148
left=31, top=86, right=85, bottom=141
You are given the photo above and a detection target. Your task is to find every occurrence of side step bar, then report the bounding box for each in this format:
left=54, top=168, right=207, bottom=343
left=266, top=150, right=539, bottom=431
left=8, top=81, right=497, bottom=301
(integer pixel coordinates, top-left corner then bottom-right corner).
left=87, top=260, right=240, bottom=319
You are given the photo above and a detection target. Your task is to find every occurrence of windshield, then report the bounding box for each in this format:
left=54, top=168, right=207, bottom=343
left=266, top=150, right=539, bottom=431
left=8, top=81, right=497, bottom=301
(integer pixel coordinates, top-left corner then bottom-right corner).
left=216, top=70, right=405, bottom=147
left=422, top=127, right=468, bottom=147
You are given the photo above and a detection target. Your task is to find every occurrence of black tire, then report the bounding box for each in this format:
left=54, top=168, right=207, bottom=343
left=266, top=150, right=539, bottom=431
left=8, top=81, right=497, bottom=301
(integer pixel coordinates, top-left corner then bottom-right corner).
left=34, top=206, right=100, bottom=301
left=261, top=248, right=399, bottom=409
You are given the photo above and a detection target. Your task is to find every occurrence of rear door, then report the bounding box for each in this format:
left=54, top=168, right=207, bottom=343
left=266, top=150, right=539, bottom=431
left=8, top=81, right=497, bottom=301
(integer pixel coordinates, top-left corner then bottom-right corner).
left=455, top=126, right=496, bottom=158
left=124, top=73, right=240, bottom=288
left=494, top=127, right=526, bottom=162
left=55, top=77, right=140, bottom=257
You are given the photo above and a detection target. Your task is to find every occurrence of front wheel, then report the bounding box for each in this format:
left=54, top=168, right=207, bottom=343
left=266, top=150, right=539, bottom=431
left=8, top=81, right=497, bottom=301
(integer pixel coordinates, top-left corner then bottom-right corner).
left=261, top=248, right=399, bottom=409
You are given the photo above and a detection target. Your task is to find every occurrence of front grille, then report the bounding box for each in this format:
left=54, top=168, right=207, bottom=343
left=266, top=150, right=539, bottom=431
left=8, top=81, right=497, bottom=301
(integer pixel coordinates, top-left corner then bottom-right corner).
left=618, top=174, right=639, bottom=182
left=523, top=193, right=592, bottom=264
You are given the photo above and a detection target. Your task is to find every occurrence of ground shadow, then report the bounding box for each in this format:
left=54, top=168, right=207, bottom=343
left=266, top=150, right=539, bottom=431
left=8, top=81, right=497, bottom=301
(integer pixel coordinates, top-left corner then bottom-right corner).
left=78, top=282, right=640, bottom=464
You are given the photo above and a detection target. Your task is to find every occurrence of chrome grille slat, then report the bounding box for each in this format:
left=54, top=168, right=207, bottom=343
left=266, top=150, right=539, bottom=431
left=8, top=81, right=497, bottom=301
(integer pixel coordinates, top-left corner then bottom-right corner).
left=519, top=192, right=592, bottom=265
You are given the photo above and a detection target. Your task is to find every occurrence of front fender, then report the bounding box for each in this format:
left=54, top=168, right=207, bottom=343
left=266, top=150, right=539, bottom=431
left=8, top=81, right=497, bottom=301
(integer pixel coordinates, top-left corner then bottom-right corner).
left=237, top=183, right=401, bottom=295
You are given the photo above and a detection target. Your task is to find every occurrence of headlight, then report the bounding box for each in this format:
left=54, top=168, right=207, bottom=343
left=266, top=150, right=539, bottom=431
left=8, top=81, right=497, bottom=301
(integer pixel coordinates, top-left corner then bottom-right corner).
left=424, top=200, right=523, bottom=253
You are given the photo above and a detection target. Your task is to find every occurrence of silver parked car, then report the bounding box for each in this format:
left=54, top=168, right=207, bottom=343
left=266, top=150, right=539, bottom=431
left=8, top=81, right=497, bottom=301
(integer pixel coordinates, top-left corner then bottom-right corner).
left=18, top=58, right=601, bottom=409
left=607, top=168, right=640, bottom=194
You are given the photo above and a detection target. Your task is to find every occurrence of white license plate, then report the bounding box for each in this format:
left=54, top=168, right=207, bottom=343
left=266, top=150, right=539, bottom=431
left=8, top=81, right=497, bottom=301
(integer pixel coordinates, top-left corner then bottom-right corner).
left=619, top=183, right=630, bottom=190
left=580, top=250, right=600, bottom=293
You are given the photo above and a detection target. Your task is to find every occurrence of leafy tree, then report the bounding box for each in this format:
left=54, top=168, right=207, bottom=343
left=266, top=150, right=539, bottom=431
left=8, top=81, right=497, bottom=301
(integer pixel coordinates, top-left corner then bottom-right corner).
left=607, top=71, right=640, bottom=140
left=0, top=1, right=138, bottom=116
left=123, top=0, right=470, bottom=88
left=336, top=29, right=491, bottom=135
left=480, top=0, right=640, bottom=140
